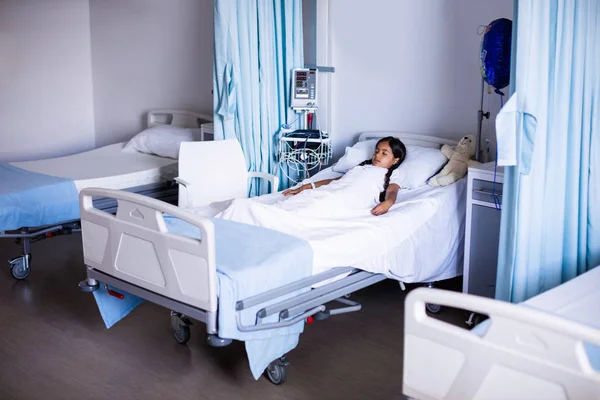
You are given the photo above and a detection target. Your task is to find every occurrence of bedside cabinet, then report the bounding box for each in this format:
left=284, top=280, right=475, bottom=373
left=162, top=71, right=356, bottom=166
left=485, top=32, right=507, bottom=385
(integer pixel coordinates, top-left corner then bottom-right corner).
left=463, top=161, right=504, bottom=299
left=200, top=122, right=214, bottom=141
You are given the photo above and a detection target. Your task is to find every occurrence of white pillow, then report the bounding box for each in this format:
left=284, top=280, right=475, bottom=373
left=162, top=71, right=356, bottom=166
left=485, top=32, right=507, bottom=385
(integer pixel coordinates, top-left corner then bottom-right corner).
left=390, top=146, right=448, bottom=189
left=332, top=139, right=378, bottom=173
left=122, top=125, right=200, bottom=159
left=332, top=139, right=448, bottom=189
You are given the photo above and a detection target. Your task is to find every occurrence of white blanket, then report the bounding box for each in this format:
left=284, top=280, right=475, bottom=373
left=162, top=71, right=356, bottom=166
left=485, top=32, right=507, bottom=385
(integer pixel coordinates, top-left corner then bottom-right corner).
left=216, top=165, right=440, bottom=275
left=274, top=165, right=387, bottom=218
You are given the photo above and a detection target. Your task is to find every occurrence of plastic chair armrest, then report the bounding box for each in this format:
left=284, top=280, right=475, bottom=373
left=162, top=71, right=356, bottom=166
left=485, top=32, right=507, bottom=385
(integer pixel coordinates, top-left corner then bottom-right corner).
left=247, top=172, right=279, bottom=193
left=174, top=177, right=195, bottom=208
left=173, top=177, right=191, bottom=187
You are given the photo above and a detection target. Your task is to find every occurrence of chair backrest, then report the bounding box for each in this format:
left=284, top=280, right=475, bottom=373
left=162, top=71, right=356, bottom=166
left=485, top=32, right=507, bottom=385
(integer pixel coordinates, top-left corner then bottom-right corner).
left=178, top=140, right=248, bottom=208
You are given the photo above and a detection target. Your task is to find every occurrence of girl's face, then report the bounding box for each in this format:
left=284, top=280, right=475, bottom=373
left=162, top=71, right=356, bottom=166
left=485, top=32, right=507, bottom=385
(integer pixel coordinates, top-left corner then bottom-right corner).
left=372, top=141, right=400, bottom=169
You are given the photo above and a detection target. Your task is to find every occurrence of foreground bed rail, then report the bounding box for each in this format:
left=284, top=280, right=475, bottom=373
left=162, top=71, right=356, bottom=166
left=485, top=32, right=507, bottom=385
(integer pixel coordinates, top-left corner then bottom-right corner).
left=79, top=187, right=218, bottom=314
left=403, top=288, right=600, bottom=400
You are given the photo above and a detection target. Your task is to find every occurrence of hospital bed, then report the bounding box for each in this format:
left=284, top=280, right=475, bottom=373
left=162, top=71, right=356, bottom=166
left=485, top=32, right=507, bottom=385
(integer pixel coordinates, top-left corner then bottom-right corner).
left=77, top=132, right=467, bottom=385
left=403, top=265, right=600, bottom=400
left=1, top=109, right=212, bottom=280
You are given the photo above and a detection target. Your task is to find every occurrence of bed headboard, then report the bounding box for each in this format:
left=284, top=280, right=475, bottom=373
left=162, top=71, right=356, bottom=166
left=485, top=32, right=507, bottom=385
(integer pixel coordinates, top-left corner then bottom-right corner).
left=358, top=131, right=457, bottom=148
left=147, top=110, right=213, bottom=129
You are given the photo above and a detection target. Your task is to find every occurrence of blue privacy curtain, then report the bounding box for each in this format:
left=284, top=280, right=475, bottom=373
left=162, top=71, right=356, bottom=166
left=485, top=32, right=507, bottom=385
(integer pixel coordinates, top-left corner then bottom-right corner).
left=213, top=0, right=304, bottom=193
left=495, top=0, right=600, bottom=303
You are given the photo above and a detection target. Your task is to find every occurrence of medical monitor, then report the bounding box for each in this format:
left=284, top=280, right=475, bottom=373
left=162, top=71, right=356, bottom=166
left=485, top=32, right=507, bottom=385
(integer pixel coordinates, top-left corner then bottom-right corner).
left=291, top=68, right=318, bottom=110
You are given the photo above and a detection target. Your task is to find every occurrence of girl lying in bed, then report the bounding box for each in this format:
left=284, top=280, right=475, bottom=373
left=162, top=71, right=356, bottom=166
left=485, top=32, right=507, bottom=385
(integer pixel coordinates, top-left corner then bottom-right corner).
left=280, top=136, right=407, bottom=216
left=215, top=136, right=437, bottom=273
left=217, top=136, right=407, bottom=224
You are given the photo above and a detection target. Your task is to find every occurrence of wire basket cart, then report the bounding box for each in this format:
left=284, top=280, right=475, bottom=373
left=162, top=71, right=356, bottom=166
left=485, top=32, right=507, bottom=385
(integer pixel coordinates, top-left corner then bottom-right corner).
left=277, top=130, right=331, bottom=184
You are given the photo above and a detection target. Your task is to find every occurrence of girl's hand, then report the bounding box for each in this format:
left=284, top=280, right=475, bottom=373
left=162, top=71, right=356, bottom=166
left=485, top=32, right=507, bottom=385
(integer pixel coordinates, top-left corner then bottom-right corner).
left=283, top=186, right=305, bottom=196
left=371, top=200, right=393, bottom=216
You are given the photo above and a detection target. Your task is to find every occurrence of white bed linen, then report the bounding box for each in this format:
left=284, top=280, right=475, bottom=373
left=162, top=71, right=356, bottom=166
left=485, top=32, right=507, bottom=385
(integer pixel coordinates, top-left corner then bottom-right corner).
left=187, top=167, right=465, bottom=283
left=383, top=176, right=466, bottom=283
left=524, top=265, right=600, bottom=331
left=10, top=142, right=177, bottom=191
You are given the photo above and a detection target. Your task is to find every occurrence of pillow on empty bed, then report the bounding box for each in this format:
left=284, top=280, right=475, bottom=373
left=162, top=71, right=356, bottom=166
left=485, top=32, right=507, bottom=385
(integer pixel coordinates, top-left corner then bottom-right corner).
left=332, top=139, right=448, bottom=189
left=122, top=125, right=200, bottom=159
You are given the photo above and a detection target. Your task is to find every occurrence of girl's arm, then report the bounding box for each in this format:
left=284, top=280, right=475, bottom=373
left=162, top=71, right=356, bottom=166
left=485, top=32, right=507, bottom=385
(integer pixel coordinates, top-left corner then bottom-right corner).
left=371, top=183, right=400, bottom=216
left=283, top=177, right=341, bottom=195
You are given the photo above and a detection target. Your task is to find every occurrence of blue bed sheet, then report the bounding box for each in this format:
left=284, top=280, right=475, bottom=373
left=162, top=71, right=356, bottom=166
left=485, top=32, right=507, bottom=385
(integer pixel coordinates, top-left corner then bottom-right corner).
left=92, top=216, right=313, bottom=380
left=0, top=163, right=80, bottom=231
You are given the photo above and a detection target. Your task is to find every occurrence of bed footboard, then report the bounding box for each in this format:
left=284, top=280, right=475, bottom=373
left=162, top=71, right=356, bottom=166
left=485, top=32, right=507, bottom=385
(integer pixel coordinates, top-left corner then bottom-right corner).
left=403, top=288, right=600, bottom=400
left=79, top=188, right=218, bottom=314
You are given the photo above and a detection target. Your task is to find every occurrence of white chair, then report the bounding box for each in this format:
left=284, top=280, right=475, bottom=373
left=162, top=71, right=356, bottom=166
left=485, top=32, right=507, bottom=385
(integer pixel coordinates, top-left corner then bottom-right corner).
left=174, top=139, right=279, bottom=209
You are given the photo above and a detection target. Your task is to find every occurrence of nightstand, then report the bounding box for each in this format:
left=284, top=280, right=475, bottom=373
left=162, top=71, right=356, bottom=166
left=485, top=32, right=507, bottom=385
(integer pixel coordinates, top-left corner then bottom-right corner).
left=463, top=161, right=504, bottom=299
left=200, top=122, right=214, bottom=141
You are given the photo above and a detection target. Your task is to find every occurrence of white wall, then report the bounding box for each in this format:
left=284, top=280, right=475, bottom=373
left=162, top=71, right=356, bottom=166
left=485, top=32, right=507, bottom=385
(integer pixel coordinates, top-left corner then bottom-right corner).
left=326, top=0, right=513, bottom=160
left=303, top=0, right=317, bottom=65
left=90, top=0, right=214, bottom=147
left=0, top=0, right=95, bottom=162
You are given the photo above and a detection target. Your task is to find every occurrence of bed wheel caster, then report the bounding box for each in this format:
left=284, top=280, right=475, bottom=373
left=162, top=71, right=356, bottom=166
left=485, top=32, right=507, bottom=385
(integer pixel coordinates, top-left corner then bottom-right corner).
left=8, top=254, right=31, bottom=280
left=423, top=282, right=441, bottom=313
left=465, top=312, right=488, bottom=327
left=78, top=280, right=100, bottom=293
left=264, top=356, right=289, bottom=385
left=171, top=312, right=191, bottom=345
left=426, top=303, right=441, bottom=314
left=206, top=335, right=232, bottom=347
left=173, top=325, right=191, bottom=345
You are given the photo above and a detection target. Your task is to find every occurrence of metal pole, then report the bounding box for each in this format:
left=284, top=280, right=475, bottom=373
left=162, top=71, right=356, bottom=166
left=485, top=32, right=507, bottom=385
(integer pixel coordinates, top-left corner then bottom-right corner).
left=476, top=78, right=484, bottom=162
left=476, top=78, right=490, bottom=162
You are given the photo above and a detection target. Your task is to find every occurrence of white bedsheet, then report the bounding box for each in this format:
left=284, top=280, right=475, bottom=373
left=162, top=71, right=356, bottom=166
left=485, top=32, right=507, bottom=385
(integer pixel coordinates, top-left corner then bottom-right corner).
left=10, top=142, right=177, bottom=191
left=524, top=265, right=600, bottom=331
left=383, top=176, right=466, bottom=283
left=187, top=168, right=466, bottom=283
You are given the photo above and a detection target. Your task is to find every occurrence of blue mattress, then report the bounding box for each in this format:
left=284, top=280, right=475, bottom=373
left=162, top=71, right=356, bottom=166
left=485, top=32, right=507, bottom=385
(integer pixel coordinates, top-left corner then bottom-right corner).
left=0, top=163, right=79, bottom=231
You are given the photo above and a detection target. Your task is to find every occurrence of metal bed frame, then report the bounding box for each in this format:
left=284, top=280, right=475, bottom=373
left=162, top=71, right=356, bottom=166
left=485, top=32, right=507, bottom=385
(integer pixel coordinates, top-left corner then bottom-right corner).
left=3, top=181, right=178, bottom=280
left=80, top=257, right=386, bottom=385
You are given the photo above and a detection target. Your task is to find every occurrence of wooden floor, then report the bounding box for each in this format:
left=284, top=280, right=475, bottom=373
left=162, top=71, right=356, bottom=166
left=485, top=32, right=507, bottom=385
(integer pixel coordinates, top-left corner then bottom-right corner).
left=0, top=234, right=465, bottom=400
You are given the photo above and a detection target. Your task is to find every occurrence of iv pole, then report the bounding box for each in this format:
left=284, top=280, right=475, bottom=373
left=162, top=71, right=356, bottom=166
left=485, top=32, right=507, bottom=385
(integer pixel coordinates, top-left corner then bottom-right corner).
left=475, top=77, right=490, bottom=162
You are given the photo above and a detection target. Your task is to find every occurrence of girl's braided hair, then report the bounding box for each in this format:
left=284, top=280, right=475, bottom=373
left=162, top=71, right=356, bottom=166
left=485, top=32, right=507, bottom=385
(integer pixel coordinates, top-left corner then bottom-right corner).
left=359, top=136, right=407, bottom=202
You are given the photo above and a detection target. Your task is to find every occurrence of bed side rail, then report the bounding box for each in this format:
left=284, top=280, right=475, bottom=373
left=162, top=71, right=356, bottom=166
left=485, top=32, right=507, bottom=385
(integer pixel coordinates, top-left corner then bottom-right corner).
left=235, top=268, right=386, bottom=333
left=79, top=187, right=218, bottom=313
left=403, top=288, right=600, bottom=400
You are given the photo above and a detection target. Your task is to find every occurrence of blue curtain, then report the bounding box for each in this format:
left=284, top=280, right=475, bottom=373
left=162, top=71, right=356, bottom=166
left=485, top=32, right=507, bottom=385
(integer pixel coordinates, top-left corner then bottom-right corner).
left=495, top=0, right=600, bottom=303
left=213, top=0, right=304, bottom=193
